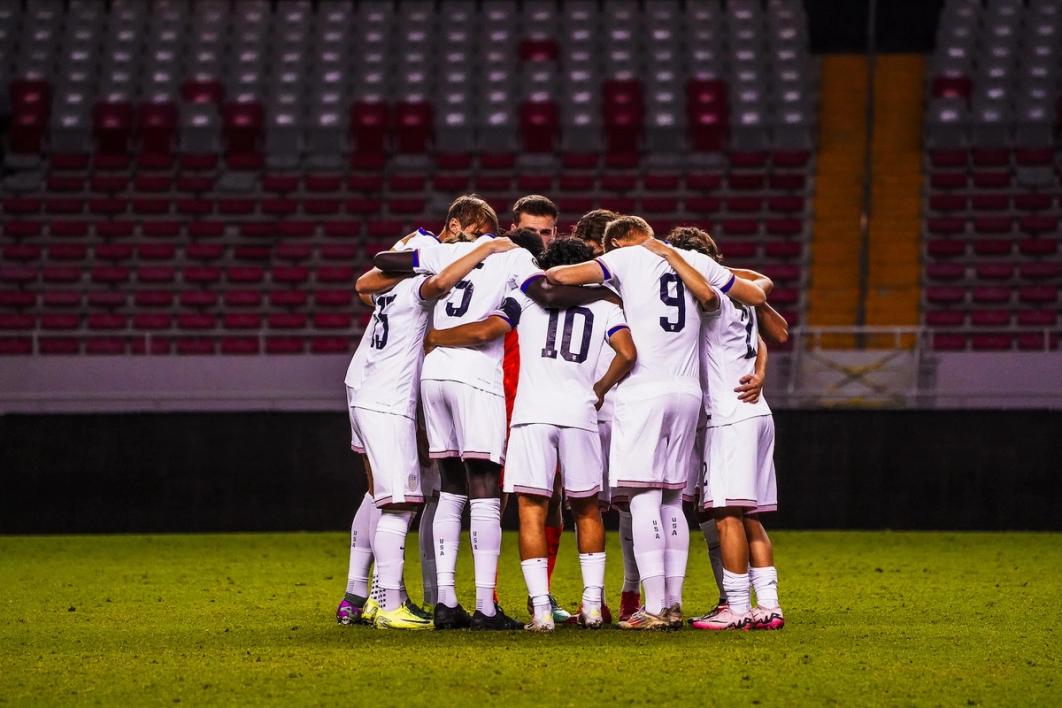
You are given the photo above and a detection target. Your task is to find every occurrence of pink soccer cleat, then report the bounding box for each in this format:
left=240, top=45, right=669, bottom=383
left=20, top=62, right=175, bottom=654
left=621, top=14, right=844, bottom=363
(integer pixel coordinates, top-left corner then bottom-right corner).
left=690, top=606, right=752, bottom=631
left=750, top=605, right=785, bottom=630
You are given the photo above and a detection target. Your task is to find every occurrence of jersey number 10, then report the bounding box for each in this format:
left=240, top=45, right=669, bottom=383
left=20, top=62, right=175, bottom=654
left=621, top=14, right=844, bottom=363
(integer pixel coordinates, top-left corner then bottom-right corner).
left=541, top=307, right=594, bottom=363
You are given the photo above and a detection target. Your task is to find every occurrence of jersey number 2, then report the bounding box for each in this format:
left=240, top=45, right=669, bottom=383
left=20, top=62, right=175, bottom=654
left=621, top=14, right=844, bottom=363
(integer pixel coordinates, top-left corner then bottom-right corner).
left=541, top=307, right=594, bottom=363
left=658, top=273, right=686, bottom=332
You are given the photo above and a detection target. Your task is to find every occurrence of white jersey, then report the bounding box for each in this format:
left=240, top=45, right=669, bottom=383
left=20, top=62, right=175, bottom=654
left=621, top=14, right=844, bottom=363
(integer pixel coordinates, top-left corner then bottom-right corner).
left=344, top=231, right=433, bottom=389
left=415, top=238, right=544, bottom=395
left=702, top=288, right=771, bottom=427
left=595, top=245, right=735, bottom=389
left=501, top=291, right=628, bottom=432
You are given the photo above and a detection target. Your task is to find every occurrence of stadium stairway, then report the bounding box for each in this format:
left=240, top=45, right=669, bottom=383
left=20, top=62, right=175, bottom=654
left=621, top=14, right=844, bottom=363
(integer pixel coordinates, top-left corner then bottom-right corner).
left=866, top=55, right=924, bottom=331
left=807, top=55, right=866, bottom=338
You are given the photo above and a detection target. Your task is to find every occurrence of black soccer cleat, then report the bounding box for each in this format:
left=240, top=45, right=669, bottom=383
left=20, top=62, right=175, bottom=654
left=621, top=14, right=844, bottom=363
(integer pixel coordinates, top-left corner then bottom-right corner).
left=433, top=602, right=472, bottom=630
left=470, top=605, right=522, bottom=631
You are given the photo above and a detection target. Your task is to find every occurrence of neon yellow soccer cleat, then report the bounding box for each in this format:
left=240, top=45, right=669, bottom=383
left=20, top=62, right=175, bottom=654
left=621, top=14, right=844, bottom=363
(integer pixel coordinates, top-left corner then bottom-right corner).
left=361, top=598, right=381, bottom=625
left=373, top=603, right=435, bottom=630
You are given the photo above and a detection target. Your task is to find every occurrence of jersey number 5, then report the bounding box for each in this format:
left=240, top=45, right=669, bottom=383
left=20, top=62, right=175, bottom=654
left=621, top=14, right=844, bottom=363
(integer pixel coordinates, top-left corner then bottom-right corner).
left=445, top=280, right=474, bottom=317
left=371, top=294, right=397, bottom=349
left=541, top=307, right=594, bottom=363
left=658, top=273, right=686, bottom=332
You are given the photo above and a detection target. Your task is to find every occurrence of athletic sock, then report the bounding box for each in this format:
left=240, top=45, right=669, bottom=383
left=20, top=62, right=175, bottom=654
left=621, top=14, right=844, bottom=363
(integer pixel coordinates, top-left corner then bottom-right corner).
left=418, top=497, right=438, bottom=605
left=618, top=509, right=640, bottom=594
left=374, top=511, right=413, bottom=612
left=661, top=490, right=688, bottom=609
left=470, top=497, right=502, bottom=617
left=345, top=493, right=375, bottom=597
left=750, top=565, right=779, bottom=609
left=544, top=525, right=563, bottom=587
left=628, top=489, right=666, bottom=615
left=433, top=491, right=467, bottom=608
left=578, top=552, right=606, bottom=612
left=723, top=569, right=752, bottom=615
left=520, top=557, right=551, bottom=615
left=699, top=519, right=727, bottom=603
left=369, top=567, right=380, bottom=603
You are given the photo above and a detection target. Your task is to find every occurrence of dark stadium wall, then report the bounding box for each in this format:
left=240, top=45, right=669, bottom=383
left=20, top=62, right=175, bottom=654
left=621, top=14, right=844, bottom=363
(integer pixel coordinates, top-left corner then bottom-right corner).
left=805, top=0, right=944, bottom=53
left=1, top=410, right=1057, bottom=534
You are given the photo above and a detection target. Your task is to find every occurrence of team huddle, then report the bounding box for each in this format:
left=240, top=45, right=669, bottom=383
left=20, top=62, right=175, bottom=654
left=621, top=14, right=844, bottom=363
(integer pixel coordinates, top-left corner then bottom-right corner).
left=337, top=194, right=788, bottom=632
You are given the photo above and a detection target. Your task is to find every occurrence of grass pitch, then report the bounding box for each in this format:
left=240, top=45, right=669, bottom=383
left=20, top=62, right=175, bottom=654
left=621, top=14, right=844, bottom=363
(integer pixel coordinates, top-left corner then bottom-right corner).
left=1, top=531, right=1059, bottom=707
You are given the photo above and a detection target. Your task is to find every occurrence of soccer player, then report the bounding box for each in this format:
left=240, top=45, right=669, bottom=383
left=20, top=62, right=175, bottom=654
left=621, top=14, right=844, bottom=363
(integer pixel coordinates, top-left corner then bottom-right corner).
left=639, top=231, right=786, bottom=631
left=546, top=216, right=767, bottom=630
left=424, top=238, right=637, bottom=631
left=349, top=232, right=521, bottom=629
left=508, top=196, right=571, bottom=623
left=570, top=209, right=641, bottom=621
left=372, top=195, right=614, bottom=630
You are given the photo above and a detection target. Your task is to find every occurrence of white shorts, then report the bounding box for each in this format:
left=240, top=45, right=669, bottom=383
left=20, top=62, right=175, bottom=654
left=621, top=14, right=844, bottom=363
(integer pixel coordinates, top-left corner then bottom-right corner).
left=421, top=379, right=507, bottom=465
left=684, top=425, right=713, bottom=504
left=503, top=424, right=602, bottom=499
left=352, top=407, right=425, bottom=508
left=346, top=385, right=365, bottom=453
left=609, top=385, right=702, bottom=492
left=704, top=415, right=777, bottom=514
left=596, top=416, right=614, bottom=506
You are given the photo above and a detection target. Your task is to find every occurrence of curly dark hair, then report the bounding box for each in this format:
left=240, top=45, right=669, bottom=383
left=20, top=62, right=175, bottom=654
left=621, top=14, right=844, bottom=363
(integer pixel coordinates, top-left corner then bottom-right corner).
left=537, top=237, right=595, bottom=270
left=571, top=208, right=620, bottom=247
left=503, top=227, right=545, bottom=261
left=664, top=225, right=723, bottom=263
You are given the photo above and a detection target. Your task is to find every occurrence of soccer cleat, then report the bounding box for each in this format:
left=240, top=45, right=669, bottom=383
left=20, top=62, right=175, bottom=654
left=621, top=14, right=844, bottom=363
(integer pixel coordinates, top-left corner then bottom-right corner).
left=374, top=604, right=435, bottom=630
left=336, top=598, right=364, bottom=626
left=406, top=600, right=433, bottom=621
left=617, top=608, right=671, bottom=631
left=618, top=591, right=641, bottom=622
left=524, top=611, right=556, bottom=633
left=567, top=602, right=613, bottom=626
left=688, top=601, right=729, bottom=626
left=576, top=606, right=605, bottom=629
left=528, top=594, right=573, bottom=624
left=665, top=603, right=684, bottom=630
left=361, top=598, right=380, bottom=624
left=433, top=602, right=472, bottom=630
left=750, top=605, right=785, bottom=630
left=470, top=605, right=522, bottom=631
left=690, top=606, right=752, bottom=631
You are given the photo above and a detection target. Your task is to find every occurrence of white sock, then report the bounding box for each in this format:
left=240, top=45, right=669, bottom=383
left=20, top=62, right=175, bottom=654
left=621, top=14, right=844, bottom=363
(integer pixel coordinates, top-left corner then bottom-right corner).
left=750, top=565, right=779, bottom=609
left=723, top=569, right=751, bottom=615
left=419, top=496, right=439, bottom=605
left=520, top=557, right=551, bottom=614
left=579, top=552, right=606, bottom=611
left=628, top=489, right=666, bottom=615
left=369, top=567, right=380, bottom=602
left=374, top=511, right=413, bottom=611
left=661, top=489, right=688, bottom=609
left=433, top=491, right=466, bottom=608
left=700, top=519, right=727, bottom=603
left=345, top=493, right=374, bottom=598
left=618, top=509, right=640, bottom=593
left=470, top=497, right=502, bottom=617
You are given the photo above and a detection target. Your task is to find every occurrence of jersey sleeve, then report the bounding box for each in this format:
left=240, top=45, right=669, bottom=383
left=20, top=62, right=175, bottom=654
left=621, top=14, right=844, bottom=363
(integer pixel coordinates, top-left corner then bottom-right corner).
left=700, top=286, right=725, bottom=318
left=683, top=249, right=737, bottom=292
left=602, top=303, right=630, bottom=342
left=411, top=275, right=435, bottom=306
left=507, top=249, right=546, bottom=292
left=594, top=247, right=630, bottom=286
left=491, top=289, right=530, bottom=328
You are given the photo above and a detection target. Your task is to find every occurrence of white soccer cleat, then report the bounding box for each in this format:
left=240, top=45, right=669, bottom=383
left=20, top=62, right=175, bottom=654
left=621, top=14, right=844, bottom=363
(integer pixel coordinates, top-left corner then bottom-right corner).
left=524, top=610, right=556, bottom=633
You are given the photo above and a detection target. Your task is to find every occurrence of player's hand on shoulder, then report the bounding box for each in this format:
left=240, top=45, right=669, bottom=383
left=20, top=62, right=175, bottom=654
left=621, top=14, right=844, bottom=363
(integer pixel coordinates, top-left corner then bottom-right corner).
left=489, top=236, right=517, bottom=253
left=397, top=230, right=422, bottom=246
left=735, top=372, right=764, bottom=403
left=640, top=237, right=672, bottom=257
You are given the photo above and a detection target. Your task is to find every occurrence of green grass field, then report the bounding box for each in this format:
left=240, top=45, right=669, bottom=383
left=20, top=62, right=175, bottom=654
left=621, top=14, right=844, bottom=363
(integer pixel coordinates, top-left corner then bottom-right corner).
left=1, top=531, right=1059, bottom=706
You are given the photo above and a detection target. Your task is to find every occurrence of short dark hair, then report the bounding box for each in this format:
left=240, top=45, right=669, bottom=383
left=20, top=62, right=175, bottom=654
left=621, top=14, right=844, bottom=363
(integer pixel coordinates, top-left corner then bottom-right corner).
left=504, top=227, right=545, bottom=261
left=571, top=208, right=619, bottom=247
left=603, top=215, right=653, bottom=247
left=664, top=226, right=723, bottom=263
left=445, top=194, right=500, bottom=235
left=537, top=237, right=595, bottom=270
left=512, top=194, right=559, bottom=222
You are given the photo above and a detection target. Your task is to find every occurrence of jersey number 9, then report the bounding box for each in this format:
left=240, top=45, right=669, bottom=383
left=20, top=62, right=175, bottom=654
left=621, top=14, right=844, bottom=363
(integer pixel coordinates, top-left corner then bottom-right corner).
left=658, top=273, right=686, bottom=332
